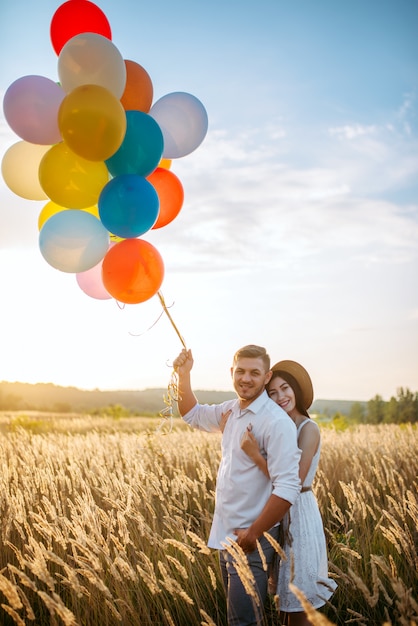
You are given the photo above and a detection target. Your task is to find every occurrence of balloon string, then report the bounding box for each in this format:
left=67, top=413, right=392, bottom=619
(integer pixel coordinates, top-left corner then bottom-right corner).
left=155, top=291, right=185, bottom=434
left=156, top=290, right=185, bottom=433
left=128, top=309, right=165, bottom=337
left=157, top=291, right=187, bottom=349
left=156, top=368, right=180, bottom=434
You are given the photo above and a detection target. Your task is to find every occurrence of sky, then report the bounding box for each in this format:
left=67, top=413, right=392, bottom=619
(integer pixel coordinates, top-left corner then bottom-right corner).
left=0, top=0, right=417, bottom=401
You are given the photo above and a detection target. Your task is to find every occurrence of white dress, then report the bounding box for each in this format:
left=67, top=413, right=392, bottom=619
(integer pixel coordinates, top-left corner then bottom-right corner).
left=277, top=419, right=337, bottom=612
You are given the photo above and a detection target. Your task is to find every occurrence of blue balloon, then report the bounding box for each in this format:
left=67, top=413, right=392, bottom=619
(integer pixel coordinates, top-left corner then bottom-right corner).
left=105, top=110, right=164, bottom=177
left=39, top=210, right=109, bottom=273
left=99, top=174, right=160, bottom=238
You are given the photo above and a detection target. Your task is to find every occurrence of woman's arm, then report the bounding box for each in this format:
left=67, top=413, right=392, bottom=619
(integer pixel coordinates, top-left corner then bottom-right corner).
left=297, top=420, right=320, bottom=483
left=241, top=427, right=270, bottom=478
left=240, top=420, right=321, bottom=483
left=220, top=409, right=231, bottom=432
left=221, top=414, right=270, bottom=477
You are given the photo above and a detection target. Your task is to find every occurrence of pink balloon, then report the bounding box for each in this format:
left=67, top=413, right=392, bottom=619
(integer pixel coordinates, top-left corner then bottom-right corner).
left=3, top=75, right=65, bottom=145
left=76, top=243, right=114, bottom=299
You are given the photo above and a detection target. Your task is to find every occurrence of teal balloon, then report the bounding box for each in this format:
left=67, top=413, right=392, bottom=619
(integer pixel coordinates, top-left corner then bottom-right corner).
left=99, top=174, right=160, bottom=238
left=39, top=210, right=109, bottom=273
left=105, top=110, right=164, bottom=177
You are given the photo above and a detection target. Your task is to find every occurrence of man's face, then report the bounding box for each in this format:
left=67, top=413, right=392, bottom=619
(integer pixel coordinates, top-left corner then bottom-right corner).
left=231, top=356, right=272, bottom=407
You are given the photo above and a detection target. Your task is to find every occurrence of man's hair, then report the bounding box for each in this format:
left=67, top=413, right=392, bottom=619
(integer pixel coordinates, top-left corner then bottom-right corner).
left=233, top=345, right=270, bottom=372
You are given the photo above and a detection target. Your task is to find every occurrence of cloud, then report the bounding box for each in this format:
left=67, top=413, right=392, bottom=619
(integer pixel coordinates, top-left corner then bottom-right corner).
left=329, top=124, right=378, bottom=140
left=149, top=110, right=418, bottom=277
left=396, top=92, right=415, bottom=135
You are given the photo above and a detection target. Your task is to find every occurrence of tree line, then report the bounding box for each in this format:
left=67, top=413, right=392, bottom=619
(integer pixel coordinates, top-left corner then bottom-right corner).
left=346, top=387, right=418, bottom=425
left=0, top=385, right=417, bottom=424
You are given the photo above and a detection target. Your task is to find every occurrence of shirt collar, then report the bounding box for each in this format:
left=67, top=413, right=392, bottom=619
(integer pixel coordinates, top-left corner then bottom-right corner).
left=237, top=390, right=270, bottom=417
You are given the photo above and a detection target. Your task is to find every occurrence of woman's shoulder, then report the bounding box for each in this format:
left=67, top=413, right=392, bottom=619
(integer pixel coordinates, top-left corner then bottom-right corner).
left=298, top=418, right=321, bottom=456
left=298, top=418, right=321, bottom=438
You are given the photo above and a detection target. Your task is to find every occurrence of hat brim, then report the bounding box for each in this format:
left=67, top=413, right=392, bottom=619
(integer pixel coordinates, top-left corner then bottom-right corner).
left=271, top=360, right=314, bottom=410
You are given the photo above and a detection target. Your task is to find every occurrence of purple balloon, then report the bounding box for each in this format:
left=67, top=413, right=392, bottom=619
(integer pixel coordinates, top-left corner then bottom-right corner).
left=3, top=75, right=65, bottom=145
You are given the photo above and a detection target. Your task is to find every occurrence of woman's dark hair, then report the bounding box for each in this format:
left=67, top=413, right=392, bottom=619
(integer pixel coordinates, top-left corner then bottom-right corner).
left=269, top=370, right=310, bottom=417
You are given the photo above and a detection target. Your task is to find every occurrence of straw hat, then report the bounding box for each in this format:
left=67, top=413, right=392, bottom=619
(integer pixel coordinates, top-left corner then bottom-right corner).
left=271, top=360, right=314, bottom=410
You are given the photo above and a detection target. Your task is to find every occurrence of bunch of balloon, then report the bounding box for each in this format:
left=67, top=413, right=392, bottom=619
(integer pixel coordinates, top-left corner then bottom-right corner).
left=1, top=0, right=208, bottom=309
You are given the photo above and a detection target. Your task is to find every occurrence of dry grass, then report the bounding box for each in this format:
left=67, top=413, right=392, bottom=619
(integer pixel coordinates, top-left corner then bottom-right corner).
left=0, top=417, right=416, bottom=625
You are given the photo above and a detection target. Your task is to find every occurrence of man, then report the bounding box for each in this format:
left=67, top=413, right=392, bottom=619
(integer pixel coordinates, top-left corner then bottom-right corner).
left=173, top=345, right=301, bottom=626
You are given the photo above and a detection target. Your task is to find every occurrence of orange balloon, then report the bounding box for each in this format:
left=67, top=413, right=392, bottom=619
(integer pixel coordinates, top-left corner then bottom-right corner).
left=102, top=238, right=164, bottom=304
left=120, top=60, right=153, bottom=113
left=148, top=167, right=184, bottom=229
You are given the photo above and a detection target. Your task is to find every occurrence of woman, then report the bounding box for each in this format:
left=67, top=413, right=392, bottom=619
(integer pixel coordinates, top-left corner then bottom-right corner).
left=240, top=360, right=337, bottom=626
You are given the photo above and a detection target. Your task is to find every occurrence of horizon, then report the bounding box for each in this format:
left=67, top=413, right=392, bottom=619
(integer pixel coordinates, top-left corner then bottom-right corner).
left=1, top=377, right=414, bottom=404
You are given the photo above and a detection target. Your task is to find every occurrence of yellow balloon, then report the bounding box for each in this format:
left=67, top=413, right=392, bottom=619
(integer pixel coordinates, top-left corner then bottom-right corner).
left=84, top=205, right=100, bottom=219
left=159, top=158, right=172, bottom=170
left=39, top=142, right=109, bottom=209
left=58, top=84, right=127, bottom=161
left=1, top=141, right=50, bottom=200
left=38, top=202, right=100, bottom=230
left=109, top=232, right=126, bottom=243
left=38, top=201, right=68, bottom=229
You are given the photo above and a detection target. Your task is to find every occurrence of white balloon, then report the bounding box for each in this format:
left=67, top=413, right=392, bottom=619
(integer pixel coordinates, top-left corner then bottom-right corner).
left=1, top=141, right=50, bottom=200
left=58, top=33, right=127, bottom=99
left=39, top=210, right=110, bottom=273
left=150, top=92, right=208, bottom=159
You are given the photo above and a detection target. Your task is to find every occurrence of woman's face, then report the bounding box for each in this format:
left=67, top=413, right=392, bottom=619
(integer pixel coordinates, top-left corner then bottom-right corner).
left=267, top=375, right=297, bottom=416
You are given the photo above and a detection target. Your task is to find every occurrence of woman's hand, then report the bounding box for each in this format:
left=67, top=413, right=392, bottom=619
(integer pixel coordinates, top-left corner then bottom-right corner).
left=241, top=425, right=270, bottom=478
left=240, top=425, right=260, bottom=460
left=220, top=409, right=232, bottom=433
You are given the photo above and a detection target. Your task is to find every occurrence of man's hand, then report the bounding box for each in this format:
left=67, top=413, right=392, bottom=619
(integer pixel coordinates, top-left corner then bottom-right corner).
left=173, top=349, right=194, bottom=375
left=172, top=349, right=198, bottom=416
left=233, top=527, right=259, bottom=554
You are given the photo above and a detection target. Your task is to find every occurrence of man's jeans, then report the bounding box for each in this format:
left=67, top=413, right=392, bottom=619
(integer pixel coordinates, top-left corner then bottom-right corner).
left=219, top=527, right=279, bottom=626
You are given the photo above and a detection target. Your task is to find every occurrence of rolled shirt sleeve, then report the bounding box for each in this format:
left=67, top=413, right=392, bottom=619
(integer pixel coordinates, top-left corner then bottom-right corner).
left=265, top=415, right=301, bottom=505
left=182, top=399, right=237, bottom=433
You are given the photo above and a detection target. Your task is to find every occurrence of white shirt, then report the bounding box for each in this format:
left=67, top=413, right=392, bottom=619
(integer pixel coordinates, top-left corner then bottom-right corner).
left=182, top=390, right=301, bottom=549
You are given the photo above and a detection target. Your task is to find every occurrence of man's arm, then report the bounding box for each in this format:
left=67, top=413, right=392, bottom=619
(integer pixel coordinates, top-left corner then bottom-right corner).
left=173, top=348, right=198, bottom=416
left=234, top=494, right=291, bottom=553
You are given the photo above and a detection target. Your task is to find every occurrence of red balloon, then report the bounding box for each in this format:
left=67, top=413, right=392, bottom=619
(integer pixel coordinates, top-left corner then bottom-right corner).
left=50, top=0, right=112, bottom=55
left=148, top=168, right=184, bottom=229
left=102, top=239, right=164, bottom=304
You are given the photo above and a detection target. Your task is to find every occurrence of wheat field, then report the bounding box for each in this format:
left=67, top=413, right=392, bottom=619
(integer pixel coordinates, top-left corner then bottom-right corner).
left=0, top=415, right=416, bottom=625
